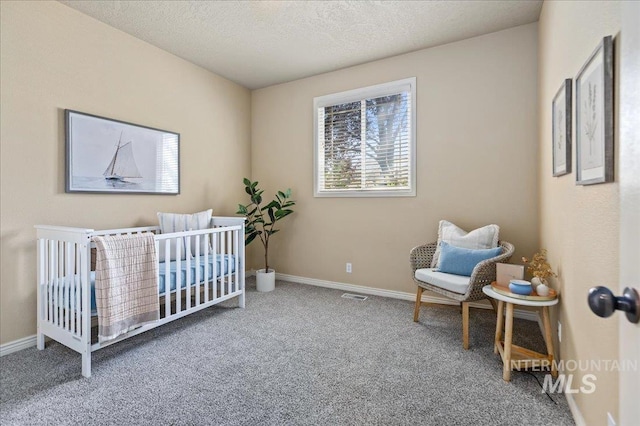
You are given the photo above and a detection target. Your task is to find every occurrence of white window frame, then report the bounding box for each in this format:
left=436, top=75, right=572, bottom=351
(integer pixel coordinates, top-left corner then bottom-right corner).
left=313, top=77, right=417, bottom=197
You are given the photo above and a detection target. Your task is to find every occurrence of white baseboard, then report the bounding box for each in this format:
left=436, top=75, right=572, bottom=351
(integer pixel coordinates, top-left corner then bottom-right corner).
left=564, top=391, right=586, bottom=426
left=275, top=272, right=539, bottom=322
left=0, top=334, right=37, bottom=357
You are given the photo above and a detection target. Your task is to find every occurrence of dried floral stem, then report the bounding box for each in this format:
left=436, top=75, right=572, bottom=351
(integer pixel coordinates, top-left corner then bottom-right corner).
left=522, top=249, right=557, bottom=281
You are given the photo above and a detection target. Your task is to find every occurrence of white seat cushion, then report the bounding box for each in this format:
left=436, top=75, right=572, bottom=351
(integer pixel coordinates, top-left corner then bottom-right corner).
left=414, top=268, right=470, bottom=295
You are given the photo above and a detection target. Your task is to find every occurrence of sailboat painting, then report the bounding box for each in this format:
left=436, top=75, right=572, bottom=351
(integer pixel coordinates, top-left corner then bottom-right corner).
left=103, top=132, right=143, bottom=183
left=66, top=110, right=180, bottom=194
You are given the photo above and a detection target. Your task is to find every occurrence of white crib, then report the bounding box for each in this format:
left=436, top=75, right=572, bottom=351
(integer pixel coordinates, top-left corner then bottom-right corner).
left=35, top=217, right=245, bottom=378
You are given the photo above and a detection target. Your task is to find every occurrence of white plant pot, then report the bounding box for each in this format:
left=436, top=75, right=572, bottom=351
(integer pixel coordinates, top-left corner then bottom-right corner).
left=256, top=269, right=275, bottom=292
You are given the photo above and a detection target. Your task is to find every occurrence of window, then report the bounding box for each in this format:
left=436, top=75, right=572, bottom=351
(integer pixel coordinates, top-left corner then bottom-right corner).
left=314, top=77, right=416, bottom=197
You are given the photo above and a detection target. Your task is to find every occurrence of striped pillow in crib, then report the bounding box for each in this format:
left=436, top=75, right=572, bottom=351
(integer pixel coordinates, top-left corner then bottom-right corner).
left=157, top=209, right=213, bottom=262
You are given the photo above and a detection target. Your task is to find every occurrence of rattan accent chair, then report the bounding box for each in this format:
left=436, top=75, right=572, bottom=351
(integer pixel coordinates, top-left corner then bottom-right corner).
left=410, top=240, right=515, bottom=349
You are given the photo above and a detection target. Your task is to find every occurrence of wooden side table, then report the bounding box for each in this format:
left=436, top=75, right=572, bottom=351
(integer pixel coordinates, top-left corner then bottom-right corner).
left=482, top=285, right=559, bottom=381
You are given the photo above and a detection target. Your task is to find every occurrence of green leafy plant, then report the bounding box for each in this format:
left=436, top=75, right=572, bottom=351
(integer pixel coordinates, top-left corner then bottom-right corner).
left=236, top=178, right=295, bottom=273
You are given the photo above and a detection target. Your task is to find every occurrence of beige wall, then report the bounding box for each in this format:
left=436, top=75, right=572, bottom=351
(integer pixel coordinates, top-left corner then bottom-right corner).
left=538, top=1, right=621, bottom=424
left=0, top=1, right=626, bottom=423
left=251, top=24, right=539, bottom=292
left=0, top=1, right=251, bottom=344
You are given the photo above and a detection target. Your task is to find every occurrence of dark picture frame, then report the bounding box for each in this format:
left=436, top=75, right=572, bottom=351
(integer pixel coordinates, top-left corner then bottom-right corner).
left=552, top=79, right=572, bottom=177
left=575, top=36, right=614, bottom=185
left=65, top=110, right=180, bottom=194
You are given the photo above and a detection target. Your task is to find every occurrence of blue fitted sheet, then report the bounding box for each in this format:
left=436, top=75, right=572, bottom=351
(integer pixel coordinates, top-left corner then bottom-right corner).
left=52, top=254, right=236, bottom=312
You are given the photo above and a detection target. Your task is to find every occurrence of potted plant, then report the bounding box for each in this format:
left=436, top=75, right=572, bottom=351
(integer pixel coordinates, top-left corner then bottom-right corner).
left=237, top=178, right=295, bottom=292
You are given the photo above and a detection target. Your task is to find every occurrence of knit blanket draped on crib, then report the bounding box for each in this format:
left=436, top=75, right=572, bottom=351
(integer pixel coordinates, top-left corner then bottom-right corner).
left=93, top=233, right=160, bottom=342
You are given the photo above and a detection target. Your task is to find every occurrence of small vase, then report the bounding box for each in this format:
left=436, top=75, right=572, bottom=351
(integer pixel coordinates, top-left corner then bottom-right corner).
left=531, top=277, right=547, bottom=289
left=537, top=284, right=550, bottom=297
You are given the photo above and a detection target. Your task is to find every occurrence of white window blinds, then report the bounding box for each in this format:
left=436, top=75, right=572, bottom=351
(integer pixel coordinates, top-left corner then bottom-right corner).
left=314, top=78, right=416, bottom=197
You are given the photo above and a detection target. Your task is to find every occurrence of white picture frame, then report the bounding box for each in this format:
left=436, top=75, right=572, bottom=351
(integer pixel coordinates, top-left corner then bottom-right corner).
left=575, top=36, right=614, bottom=185
left=552, top=79, right=572, bottom=177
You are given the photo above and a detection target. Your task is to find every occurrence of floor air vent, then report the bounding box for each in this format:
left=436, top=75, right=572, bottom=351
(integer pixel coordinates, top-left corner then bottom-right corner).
left=341, top=293, right=368, bottom=301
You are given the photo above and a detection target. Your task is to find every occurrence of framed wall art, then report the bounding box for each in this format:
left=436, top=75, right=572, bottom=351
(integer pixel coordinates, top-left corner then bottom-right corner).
left=552, top=79, right=572, bottom=177
left=65, top=110, right=180, bottom=194
left=575, top=36, right=614, bottom=185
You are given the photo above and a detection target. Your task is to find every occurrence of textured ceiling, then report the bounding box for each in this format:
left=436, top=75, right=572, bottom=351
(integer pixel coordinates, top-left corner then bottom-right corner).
left=59, top=0, right=543, bottom=89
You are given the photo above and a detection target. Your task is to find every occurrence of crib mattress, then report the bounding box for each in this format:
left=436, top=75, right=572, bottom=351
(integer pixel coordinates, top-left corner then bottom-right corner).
left=52, top=254, right=236, bottom=313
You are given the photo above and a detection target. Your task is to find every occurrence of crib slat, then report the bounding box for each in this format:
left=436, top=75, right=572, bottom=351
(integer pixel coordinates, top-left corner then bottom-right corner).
left=65, top=242, right=72, bottom=331
left=186, top=236, right=191, bottom=310
left=54, top=241, right=58, bottom=325
left=60, top=241, right=66, bottom=327
left=59, top=241, right=65, bottom=328
left=220, top=232, right=226, bottom=297
left=204, top=235, right=209, bottom=303
left=233, top=231, right=240, bottom=291
left=58, top=241, right=65, bottom=327
left=73, top=243, right=80, bottom=335
left=49, top=240, right=54, bottom=324
left=51, top=239, right=56, bottom=324
left=176, top=239, right=182, bottom=314
left=67, top=242, right=73, bottom=331
left=51, top=240, right=58, bottom=326
left=44, top=240, right=50, bottom=323
left=195, top=235, right=201, bottom=307
left=212, top=233, right=218, bottom=300
left=164, top=239, right=171, bottom=318
left=227, top=230, right=232, bottom=295
left=54, top=241, right=59, bottom=326
left=221, top=230, right=226, bottom=294
left=154, top=239, right=160, bottom=319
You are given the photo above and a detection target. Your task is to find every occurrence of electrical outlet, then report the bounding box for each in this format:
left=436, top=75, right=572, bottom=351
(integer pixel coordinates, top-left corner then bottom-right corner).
left=558, top=322, right=562, bottom=342
left=607, top=412, right=616, bottom=426
left=346, top=263, right=352, bottom=273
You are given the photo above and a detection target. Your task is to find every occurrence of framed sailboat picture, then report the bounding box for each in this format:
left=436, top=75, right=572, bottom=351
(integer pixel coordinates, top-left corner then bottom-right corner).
left=65, top=110, right=180, bottom=194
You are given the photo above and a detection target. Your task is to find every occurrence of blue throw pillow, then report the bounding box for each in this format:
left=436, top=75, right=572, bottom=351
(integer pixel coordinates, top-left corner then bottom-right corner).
left=437, top=241, right=502, bottom=276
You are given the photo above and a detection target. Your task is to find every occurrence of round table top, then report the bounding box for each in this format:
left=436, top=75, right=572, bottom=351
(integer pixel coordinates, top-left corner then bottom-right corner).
left=482, top=285, right=559, bottom=307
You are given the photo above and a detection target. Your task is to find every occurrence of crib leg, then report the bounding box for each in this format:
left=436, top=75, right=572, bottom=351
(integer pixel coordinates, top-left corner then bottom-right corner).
left=36, top=329, right=45, bottom=350
left=81, top=347, right=91, bottom=378
left=239, top=291, right=245, bottom=309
